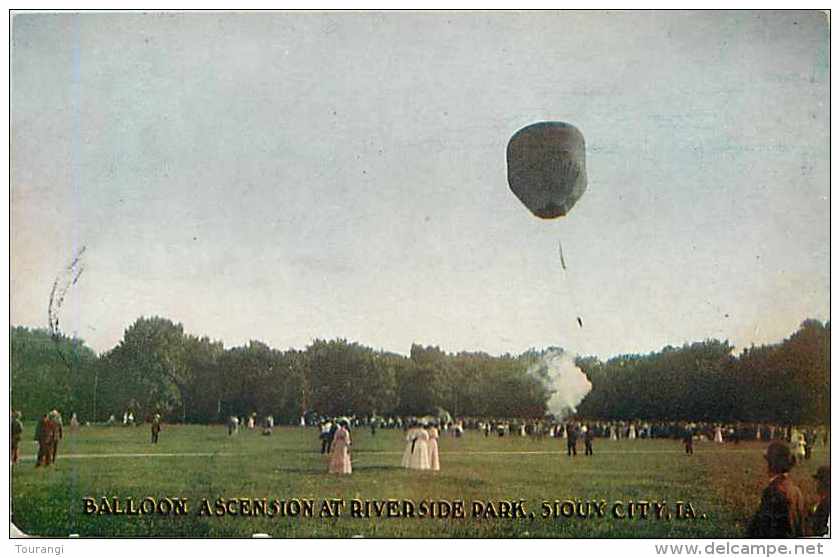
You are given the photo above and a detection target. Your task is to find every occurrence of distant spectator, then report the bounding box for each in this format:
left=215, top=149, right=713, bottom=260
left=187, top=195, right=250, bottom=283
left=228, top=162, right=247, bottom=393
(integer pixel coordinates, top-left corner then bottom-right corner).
left=48, top=410, right=63, bottom=463
left=320, top=420, right=334, bottom=454
left=804, top=430, right=815, bottom=460
left=683, top=428, right=694, bottom=456
left=151, top=414, right=162, bottom=444
left=34, top=413, right=55, bottom=467
left=227, top=415, right=239, bottom=436
left=10, top=410, right=23, bottom=465
left=583, top=425, right=594, bottom=456
left=566, top=424, right=578, bottom=457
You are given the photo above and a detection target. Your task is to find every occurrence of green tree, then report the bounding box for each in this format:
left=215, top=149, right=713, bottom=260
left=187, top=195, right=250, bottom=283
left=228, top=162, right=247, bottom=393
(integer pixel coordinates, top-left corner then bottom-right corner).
left=10, top=327, right=98, bottom=421
left=306, top=339, right=399, bottom=416
left=100, top=317, right=188, bottom=420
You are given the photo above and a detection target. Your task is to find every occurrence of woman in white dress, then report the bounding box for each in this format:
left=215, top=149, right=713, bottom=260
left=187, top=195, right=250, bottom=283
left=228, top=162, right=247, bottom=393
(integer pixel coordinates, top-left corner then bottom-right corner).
left=714, top=425, right=724, bottom=443
left=401, top=422, right=418, bottom=468
left=793, top=432, right=806, bottom=463
left=426, top=423, right=440, bottom=471
left=408, top=423, right=431, bottom=470
left=628, top=423, right=637, bottom=440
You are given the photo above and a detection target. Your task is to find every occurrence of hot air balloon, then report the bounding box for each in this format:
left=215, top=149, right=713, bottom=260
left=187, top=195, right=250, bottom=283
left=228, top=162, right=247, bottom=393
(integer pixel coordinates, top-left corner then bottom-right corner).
left=506, top=121, right=587, bottom=219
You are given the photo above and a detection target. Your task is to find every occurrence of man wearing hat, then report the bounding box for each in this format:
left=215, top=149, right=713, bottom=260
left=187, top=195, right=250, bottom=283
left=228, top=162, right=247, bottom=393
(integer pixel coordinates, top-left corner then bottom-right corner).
left=746, top=441, right=806, bottom=537
left=808, top=466, right=830, bottom=536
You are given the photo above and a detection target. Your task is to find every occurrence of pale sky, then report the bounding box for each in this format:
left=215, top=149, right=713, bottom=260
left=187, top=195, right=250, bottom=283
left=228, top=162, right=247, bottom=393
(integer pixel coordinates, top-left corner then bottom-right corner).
left=10, top=11, right=830, bottom=359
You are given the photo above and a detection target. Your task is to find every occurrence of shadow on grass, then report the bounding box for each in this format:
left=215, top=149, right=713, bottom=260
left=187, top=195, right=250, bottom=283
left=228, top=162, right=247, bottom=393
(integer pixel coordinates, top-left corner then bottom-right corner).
left=275, top=464, right=403, bottom=473
left=353, top=465, right=403, bottom=471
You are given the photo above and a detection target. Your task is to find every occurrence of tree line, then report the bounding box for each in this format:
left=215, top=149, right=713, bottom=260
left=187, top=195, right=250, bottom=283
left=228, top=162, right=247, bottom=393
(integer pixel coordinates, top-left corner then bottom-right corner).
left=9, top=318, right=829, bottom=425
left=576, top=319, right=829, bottom=425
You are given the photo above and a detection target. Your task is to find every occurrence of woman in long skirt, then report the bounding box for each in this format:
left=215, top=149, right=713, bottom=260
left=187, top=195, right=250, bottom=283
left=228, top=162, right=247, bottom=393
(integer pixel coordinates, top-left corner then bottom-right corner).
left=401, top=422, right=418, bottom=468
left=426, top=423, right=440, bottom=471
left=793, top=432, right=806, bottom=463
left=328, top=420, right=352, bottom=474
left=408, top=424, right=431, bottom=470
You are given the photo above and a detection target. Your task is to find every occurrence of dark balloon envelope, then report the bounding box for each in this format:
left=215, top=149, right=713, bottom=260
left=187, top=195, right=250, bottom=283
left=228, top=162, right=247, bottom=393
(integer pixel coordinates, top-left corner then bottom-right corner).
left=507, top=122, right=587, bottom=219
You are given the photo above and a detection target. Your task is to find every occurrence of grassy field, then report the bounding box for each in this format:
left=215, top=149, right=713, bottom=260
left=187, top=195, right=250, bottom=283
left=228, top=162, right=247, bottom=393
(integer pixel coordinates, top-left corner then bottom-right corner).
left=10, top=425, right=829, bottom=538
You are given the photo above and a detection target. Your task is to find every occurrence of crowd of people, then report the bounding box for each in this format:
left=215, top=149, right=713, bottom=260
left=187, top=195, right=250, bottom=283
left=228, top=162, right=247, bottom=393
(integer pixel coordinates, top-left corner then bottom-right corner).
left=10, top=407, right=830, bottom=537
left=448, top=418, right=828, bottom=447
left=299, top=414, right=829, bottom=461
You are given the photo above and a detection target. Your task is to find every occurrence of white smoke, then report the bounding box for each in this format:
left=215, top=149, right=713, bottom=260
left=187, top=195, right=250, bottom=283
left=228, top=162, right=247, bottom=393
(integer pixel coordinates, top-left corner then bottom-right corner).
left=527, top=348, right=592, bottom=419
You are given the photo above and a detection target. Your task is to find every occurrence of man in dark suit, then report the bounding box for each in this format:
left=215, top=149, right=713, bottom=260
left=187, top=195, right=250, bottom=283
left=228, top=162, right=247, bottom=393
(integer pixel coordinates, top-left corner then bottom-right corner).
left=566, top=423, right=578, bottom=457
left=320, top=420, right=338, bottom=454
left=583, top=425, right=594, bottom=456
left=319, top=420, right=332, bottom=454
left=151, top=414, right=162, bottom=444
left=683, top=426, right=694, bottom=455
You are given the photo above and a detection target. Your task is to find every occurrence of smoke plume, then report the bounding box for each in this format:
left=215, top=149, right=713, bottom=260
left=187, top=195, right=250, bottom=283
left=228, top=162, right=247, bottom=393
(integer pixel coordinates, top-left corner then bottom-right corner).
left=527, top=348, right=592, bottom=419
